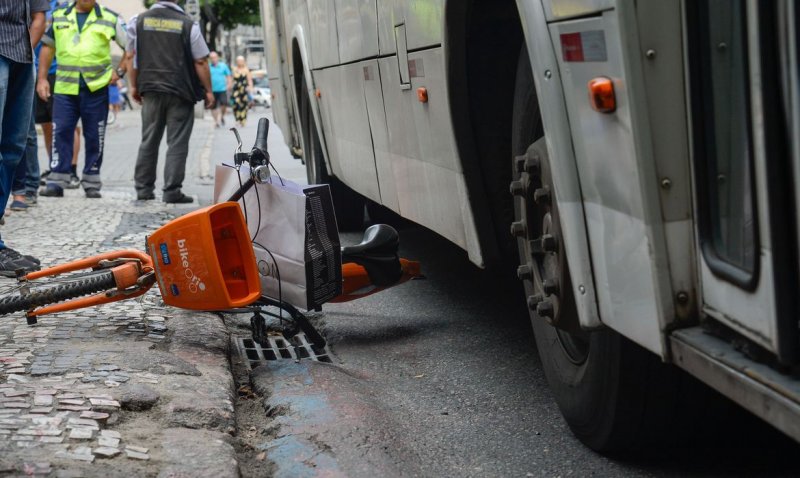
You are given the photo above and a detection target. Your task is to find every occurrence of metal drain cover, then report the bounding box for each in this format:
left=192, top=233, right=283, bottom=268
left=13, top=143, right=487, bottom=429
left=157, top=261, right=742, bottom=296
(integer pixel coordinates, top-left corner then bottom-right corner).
left=234, top=334, right=331, bottom=369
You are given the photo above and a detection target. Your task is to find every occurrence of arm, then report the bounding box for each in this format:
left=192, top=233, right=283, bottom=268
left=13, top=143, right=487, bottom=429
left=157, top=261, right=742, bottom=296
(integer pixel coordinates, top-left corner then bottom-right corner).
left=126, top=51, right=141, bottom=104
left=110, top=16, right=128, bottom=84
left=36, top=45, right=55, bottom=100
left=194, top=57, right=215, bottom=109
left=226, top=73, right=232, bottom=91
left=246, top=71, right=253, bottom=92
left=29, top=11, right=46, bottom=47
left=125, top=18, right=140, bottom=103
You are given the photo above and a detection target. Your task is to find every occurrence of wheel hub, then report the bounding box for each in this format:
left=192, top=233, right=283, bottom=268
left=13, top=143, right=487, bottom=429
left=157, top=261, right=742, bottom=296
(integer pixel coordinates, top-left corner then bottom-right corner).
left=510, top=139, right=589, bottom=362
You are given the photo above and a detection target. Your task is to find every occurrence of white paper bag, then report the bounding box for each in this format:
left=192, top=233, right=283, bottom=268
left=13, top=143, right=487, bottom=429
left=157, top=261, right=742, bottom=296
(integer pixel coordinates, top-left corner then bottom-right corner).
left=214, top=165, right=342, bottom=309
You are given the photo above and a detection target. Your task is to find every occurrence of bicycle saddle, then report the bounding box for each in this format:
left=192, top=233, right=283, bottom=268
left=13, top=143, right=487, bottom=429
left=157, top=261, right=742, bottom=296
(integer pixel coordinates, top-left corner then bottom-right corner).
left=341, top=224, right=403, bottom=287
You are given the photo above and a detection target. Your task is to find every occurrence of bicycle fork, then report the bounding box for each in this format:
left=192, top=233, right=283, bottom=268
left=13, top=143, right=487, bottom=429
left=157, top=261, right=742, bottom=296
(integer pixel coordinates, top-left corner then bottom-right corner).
left=21, top=250, right=156, bottom=324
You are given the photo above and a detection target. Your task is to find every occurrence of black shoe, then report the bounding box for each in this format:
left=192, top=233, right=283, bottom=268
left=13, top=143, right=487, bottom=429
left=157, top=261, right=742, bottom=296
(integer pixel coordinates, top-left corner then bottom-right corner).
left=137, top=192, right=156, bottom=200
left=0, top=248, right=40, bottom=276
left=39, top=185, right=64, bottom=197
left=163, top=193, right=193, bottom=204
left=85, top=189, right=101, bottom=199
left=0, top=247, right=41, bottom=265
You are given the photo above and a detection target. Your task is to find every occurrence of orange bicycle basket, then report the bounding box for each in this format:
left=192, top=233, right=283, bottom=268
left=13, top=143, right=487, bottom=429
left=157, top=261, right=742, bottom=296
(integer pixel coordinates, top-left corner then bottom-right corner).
left=146, top=202, right=261, bottom=310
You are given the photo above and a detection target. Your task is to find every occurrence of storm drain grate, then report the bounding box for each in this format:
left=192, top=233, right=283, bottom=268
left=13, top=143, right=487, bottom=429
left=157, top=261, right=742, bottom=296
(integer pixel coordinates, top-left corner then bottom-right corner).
left=234, top=334, right=332, bottom=369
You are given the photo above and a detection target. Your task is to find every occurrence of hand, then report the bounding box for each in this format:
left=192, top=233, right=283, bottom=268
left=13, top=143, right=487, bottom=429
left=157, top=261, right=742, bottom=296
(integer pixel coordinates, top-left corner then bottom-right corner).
left=110, top=70, right=119, bottom=85
left=204, top=91, right=216, bottom=109
left=131, top=87, right=142, bottom=104
left=36, top=77, right=50, bottom=101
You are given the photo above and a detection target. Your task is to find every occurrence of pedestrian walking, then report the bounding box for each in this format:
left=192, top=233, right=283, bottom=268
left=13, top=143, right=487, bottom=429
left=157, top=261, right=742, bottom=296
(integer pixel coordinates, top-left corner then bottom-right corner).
left=231, top=55, right=252, bottom=127
left=127, top=0, right=214, bottom=204
left=118, top=77, right=133, bottom=110
left=0, top=0, right=49, bottom=274
left=36, top=0, right=127, bottom=199
left=209, top=51, right=231, bottom=128
left=108, top=80, right=121, bottom=124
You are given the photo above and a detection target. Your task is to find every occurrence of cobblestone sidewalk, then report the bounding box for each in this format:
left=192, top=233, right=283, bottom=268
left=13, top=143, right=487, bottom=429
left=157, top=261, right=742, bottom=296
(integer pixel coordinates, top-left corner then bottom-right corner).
left=0, top=188, right=239, bottom=476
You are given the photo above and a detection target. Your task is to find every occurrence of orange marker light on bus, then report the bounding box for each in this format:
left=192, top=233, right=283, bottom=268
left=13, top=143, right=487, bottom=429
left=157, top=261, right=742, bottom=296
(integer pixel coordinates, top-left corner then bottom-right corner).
left=417, top=87, right=428, bottom=103
left=315, top=88, right=321, bottom=98
left=588, top=77, right=616, bottom=113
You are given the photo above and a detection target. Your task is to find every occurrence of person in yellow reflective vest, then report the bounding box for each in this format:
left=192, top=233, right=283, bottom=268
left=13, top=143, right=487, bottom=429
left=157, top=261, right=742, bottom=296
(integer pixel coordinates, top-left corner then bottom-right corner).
left=35, top=0, right=127, bottom=199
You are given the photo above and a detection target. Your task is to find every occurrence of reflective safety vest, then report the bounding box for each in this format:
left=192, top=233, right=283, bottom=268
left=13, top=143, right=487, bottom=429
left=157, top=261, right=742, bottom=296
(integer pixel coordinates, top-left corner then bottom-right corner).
left=51, top=4, right=118, bottom=95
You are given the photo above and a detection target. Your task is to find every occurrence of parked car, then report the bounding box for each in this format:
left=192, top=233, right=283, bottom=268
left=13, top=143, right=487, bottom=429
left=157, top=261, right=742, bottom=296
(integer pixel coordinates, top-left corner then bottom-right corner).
left=251, top=73, right=271, bottom=109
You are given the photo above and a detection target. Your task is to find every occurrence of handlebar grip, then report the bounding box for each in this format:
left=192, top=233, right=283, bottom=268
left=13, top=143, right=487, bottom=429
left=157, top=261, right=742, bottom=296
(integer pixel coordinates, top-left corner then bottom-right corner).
left=254, top=117, right=270, bottom=153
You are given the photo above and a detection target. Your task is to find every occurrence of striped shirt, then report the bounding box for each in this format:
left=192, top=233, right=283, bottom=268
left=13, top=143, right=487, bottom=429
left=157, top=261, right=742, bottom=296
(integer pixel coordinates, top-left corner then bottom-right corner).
left=0, top=0, right=50, bottom=63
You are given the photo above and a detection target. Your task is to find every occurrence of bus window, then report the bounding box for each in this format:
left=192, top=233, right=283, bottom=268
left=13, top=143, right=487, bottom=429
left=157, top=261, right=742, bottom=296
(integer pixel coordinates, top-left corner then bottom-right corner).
left=691, top=0, right=758, bottom=285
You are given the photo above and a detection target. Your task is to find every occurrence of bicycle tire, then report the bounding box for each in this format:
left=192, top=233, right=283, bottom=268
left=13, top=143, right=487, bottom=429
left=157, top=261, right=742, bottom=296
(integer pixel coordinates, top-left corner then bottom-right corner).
left=0, top=269, right=116, bottom=316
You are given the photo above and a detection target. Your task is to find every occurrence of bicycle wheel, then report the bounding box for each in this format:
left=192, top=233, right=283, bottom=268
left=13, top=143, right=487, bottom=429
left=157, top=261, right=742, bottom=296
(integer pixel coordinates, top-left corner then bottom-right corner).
left=0, top=269, right=116, bottom=316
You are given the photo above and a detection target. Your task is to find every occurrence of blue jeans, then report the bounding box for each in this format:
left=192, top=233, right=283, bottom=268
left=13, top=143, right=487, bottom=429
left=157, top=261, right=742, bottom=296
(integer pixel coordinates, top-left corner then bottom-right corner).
left=0, top=57, right=35, bottom=248
left=49, top=87, right=108, bottom=191
left=11, top=112, right=39, bottom=196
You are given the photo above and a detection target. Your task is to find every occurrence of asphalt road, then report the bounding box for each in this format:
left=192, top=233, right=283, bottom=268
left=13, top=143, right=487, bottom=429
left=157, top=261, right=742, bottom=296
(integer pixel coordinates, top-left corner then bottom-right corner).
left=319, top=220, right=799, bottom=477
left=237, top=112, right=800, bottom=477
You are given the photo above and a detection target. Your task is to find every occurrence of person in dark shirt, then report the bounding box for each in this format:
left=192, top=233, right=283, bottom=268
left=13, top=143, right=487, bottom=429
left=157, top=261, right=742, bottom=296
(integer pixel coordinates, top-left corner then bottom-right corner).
left=126, top=0, right=213, bottom=204
left=0, top=0, right=49, bottom=274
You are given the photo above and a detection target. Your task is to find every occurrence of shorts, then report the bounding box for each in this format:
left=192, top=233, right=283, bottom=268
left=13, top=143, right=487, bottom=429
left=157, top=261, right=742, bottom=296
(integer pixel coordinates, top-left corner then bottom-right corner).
left=34, top=74, right=55, bottom=124
left=213, top=91, right=228, bottom=108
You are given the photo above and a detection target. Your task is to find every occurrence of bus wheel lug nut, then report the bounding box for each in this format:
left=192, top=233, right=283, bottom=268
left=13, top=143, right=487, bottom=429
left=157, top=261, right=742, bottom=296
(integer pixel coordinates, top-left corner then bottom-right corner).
left=543, top=278, right=559, bottom=296
left=527, top=294, right=544, bottom=310
left=524, top=157, right=540, bottom=175
left=514, top=155, right=527, bottom=173
left=531, top=234, right=557, bottom=255
left=509, top=180, right=526, bottom=197
left=533, top=187, right=550, bottom=205
left=536, top=300, right=555, bottom=318
left=510, top=221, right=527, bottom=237
left=517, top=264, right=533, bottom=281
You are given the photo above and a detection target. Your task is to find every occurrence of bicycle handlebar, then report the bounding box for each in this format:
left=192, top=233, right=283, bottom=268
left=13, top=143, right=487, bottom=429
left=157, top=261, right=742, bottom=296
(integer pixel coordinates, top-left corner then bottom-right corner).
left=254, top=117, right=270, bottom=156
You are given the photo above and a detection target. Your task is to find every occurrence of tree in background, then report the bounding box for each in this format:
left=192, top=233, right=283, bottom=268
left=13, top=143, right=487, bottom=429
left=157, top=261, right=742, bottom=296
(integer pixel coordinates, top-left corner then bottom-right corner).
left=143, top=0, right=260, bottom=51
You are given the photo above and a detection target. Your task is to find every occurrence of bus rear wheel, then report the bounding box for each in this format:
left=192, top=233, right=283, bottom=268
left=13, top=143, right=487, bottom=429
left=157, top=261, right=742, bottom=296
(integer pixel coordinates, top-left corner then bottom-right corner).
left=511, top=45, right=684, bottom=453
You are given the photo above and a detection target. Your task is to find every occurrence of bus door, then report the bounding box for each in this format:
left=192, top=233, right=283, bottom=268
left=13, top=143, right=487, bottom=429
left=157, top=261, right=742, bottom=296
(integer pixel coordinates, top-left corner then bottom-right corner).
left=688, top=0, right=798, bottom=363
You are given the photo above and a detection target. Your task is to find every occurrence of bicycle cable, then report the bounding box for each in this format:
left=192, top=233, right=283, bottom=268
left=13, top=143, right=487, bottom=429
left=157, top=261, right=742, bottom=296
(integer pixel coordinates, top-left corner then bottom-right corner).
left=251, top=240, right=283, bottom=323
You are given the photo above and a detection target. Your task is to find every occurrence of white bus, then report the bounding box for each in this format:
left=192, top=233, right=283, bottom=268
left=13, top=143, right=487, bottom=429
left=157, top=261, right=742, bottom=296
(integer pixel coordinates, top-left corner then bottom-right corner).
left=260, top=0, right=800, bottom=452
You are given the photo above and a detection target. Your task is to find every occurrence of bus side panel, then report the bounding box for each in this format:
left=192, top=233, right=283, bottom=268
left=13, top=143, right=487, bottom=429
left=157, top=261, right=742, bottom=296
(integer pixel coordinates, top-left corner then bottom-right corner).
left=378, top=0, right=444, bottom=55
left=314, top=63, right=382, bottom=203
left=550, top=12, right=667, bottom=354
left=514, top=0, right=603, bottom=329
left=260, top=0, right=293, bottom=143
left=307, top=0, right=340, bottom=69
left=377, top=47, right=483, bottom=264
left=335, top=0, right=379, bottom=63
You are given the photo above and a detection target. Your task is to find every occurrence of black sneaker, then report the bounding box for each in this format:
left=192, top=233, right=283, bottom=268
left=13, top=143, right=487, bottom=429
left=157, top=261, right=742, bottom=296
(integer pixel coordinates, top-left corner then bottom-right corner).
left=85, top=189, right=102, bottom=199
left=0, top=247, right=41, bottom=265
left=0, top=248, right=40, bottom=277
left=163, top=193, right=193, bottom=204
left=39, top=185, right=64, bottom=197
left=137, top=192, right=156, bottom=200
left=24, top=191, right=37, bottom=206
left=39, top=169, right=51, bottom=186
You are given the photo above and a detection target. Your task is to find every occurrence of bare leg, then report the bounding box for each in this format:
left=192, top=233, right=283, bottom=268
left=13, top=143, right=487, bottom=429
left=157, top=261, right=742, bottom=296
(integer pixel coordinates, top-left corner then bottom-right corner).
left=72, top=127, right=80, bottom=168
left=41, top=122, right=53, bottom=161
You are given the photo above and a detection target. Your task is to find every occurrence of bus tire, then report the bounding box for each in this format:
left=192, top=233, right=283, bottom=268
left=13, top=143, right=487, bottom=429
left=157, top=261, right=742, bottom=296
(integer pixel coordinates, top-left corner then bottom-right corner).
left=511, top=45, right=684, bottom=454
